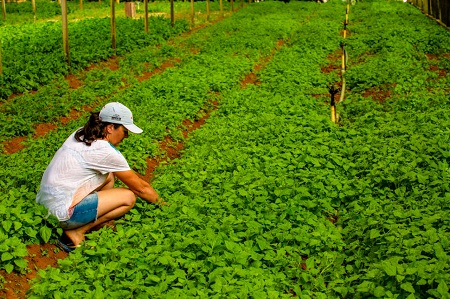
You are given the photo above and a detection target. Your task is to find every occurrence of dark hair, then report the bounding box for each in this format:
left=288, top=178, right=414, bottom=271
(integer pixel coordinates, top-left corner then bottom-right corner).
left=75, top=112, right=121, bottom=146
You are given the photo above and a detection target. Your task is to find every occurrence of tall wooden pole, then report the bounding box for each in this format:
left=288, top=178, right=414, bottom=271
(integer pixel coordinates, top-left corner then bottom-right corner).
left=31, top=0, right=36, bottom=22
left=190, top=0, right=194, bottom=26
left=144, top=0, right=148, bottom=33
left=2, top=0, right=6, bottom=20
left=0, top=40, right=3, bottom=76
left=170, top=0, right=174, bottom=27
left=80, top=0, right=83, bottom=10
left=111, top=0, right=116, bottom=51
left=219, top=0, right=223, bottom=17
left=231, top=0, right=234, bottom=12
left=206, top=0, right=210, bottom=21
left=61, top=0, right=70, bottom=67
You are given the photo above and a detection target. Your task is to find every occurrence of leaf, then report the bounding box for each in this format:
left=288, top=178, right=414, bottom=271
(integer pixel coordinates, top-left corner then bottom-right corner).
left=1, top=252, right=13, bottom=261
left=4, top=263, right=14, bottom=274
left=369, top=229, right=380, bottom=239
left=382, top=260, right=396, bottom=276
left=2, top=220, right=12, bottom=232
left=437, top=280, right=449, bottom=297
left=400, top=282, right=415, bottom=293
left=373, top=286, right=385, bottom=297
left=158, top=256, right=169, bottom=265
left=25, top=227, right=37, bottom=238
left=40, top=226, right=52, bottom=243
left=14, top=258, right=28, bottom=270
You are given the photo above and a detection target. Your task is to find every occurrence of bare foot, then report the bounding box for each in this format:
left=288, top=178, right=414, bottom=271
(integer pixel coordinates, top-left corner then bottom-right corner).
left=63, top=229, right=85, bottom=246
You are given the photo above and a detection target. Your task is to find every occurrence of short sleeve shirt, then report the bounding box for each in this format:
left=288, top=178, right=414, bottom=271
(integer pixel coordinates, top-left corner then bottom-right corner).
left=36, top=130, right=130, bottom=221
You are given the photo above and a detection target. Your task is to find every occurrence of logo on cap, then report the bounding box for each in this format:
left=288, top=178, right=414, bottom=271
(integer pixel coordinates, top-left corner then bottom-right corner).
left=111, top=114, right=122, bottom=121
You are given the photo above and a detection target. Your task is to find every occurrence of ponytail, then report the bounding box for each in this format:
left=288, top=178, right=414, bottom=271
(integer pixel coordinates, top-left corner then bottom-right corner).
left=75, top=112, right=120, bottom=146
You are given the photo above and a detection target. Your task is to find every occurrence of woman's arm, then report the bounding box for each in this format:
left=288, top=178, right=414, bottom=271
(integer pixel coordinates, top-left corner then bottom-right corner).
left=114, top=170, right=161, bottom=204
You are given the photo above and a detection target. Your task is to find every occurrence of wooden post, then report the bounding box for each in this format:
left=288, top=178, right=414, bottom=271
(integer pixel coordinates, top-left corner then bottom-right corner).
left=61, top=0, right=70, bottom=67
left=206, top=0, right=210, bottom=21
left=190, top=0, right=194, bottom=26
left=170, top=0, right=174, bottom=27
left=32, top=0, right=36, bottom=22
left=125, top=2, right=136, bottom=18
left=80, top=0, right=83, bottom=10
left=144, top=0, right=148, bottom=33
left=231, top=0, right=234, bottom=12
left=219, top=0, right=223, bottom=17
left=111, top=0, right=116, bottom=51
left=2, top=0, right=6, bottom=20
left=0, top=40, right=3, bottom=76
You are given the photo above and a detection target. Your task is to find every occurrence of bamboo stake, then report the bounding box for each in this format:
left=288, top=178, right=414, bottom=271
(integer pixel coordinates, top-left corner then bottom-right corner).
left=111, top=0, right=116, bottom=52
left=0, top=39, right=3, bottom=76
left=170, top=0, right=174, bottom=27
left=190, top=0, right=194, bottom=26
left=32, top=0, right=36, bottom=22
left=2, top=0, right=6, bottom=20
left=144, top=0, right=148, bottom=33
left=61, top=0, right=70, bottom=68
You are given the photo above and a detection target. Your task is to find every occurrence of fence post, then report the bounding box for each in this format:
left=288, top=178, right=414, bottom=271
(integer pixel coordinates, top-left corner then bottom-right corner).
left=2, top=0, right=6, bottom=20
left=144, top=0, right=149, bottom=33
left=190, top=0, right=194, bottom=26
left=0, top=39, right=2, bottom=76
left=61, top=0, right=70, bottom=68
left=111, top=0, right=116, bottom=51
left=170, top=0, right=174, bottom=27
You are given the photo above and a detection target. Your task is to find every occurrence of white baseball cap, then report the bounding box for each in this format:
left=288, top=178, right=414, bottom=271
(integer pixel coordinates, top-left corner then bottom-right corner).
left=99, top=102, right=143, bottom=134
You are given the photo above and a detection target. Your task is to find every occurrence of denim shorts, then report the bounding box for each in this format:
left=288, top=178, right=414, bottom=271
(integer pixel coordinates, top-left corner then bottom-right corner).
left=60, top=192, right=99, bottom=230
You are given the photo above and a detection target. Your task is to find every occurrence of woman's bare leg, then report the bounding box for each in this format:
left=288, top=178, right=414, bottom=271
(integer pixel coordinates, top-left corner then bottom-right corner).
left=64, top=187, right=136, bottom=246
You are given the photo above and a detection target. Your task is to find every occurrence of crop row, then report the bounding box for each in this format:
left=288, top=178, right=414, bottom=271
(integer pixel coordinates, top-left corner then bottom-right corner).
left=0, top=15, right=189, bottom=99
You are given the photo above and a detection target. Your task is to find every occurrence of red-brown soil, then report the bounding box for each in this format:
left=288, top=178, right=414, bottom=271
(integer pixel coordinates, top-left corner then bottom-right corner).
left=1, top=56, right=182, bottom=155
left=241, top=39, right=285, bottom=88
left=362, top=84, right=395, bottom=104
left=0, top=244, right=68, bottom=299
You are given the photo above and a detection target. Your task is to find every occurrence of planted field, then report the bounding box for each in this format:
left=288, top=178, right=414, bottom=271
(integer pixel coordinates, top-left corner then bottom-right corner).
left=1, top=0, right=450, bottom=298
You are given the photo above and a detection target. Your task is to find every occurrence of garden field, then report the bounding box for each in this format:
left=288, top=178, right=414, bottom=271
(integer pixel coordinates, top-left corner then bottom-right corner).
left=1, top=0, right=450, bottom=298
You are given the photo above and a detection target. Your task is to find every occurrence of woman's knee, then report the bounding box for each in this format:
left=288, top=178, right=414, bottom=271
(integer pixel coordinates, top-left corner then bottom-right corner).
left=124, top=189, right=136, bottom=207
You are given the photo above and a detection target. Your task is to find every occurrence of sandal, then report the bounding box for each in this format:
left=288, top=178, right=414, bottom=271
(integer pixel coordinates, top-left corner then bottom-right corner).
left=57, top=234, right=80, bottom=253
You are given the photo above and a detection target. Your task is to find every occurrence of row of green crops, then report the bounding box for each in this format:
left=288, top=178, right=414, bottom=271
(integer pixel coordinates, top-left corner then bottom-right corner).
left=0, top=16, right=189, bottom=99
left=337, top=1, right=450, bottom=298
left=0, top=40, right=188, bottom=144
left=2, top=0, right=450, bottom=298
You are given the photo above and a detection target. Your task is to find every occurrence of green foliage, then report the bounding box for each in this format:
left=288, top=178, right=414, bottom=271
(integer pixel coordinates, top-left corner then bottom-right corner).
left=1, top=0, right=450, bottom=298
left=0, top=16, right=189, bottom=99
